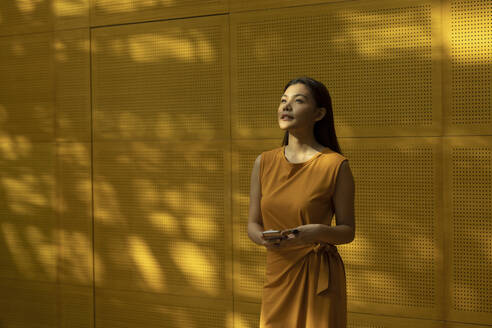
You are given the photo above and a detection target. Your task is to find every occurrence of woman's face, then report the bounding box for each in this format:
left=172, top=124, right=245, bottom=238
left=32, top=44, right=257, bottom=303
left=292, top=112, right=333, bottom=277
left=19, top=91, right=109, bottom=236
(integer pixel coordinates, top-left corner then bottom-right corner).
left=277, top=83, right=323, bottom=131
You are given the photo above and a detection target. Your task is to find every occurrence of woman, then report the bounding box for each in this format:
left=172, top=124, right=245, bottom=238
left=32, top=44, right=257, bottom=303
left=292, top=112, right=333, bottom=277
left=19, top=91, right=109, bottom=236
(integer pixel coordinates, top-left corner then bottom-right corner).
left=248, top=77, right=355, bottom=327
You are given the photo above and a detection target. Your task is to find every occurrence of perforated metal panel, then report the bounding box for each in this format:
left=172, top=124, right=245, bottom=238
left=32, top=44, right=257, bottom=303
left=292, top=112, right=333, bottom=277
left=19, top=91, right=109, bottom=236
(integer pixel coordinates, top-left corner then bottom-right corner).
left=445, top=322, right=492, bottom=328
left=443, top=137, right=492, bottom=325
left=233, top=302, right=261, bottom=328
left=230, top=0, right=340, bottom=12
left=55, top=29, right=91, bottom=142
left=0, top=0, right=52, bottom=36
left=59, top=285, right=94, bottom=328
left=231, top=0, right=441, bottom=138
left=91, top=0, right=228, bottom=28
left=0, top=141, right=56, bottom=281
left=57, top=142, right=92, bottom=285
left=96, top=288, right=232, bottom=328
left=347, top=312, right=444, bottom=328
left=0, top=33, right=54, bottom=141
left=443, top=0, right=492, bottom=135
left=0, top=280, right=58, bottom=327
left=92, top=15, right=229, bottom=141
left=337, top=137, right=443, bottom=319
left=232, top=140, right=280, bottom=301
left=53, top=0, right=89, bottom=30
left=94, top=141, right=231, bottom=297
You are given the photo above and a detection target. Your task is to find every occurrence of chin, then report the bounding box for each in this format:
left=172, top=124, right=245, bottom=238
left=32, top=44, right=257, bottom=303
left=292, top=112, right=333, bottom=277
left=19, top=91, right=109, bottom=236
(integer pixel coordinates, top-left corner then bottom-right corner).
left=278, top=123, right=294, bottom=131
left=278, top=121, right=291, bottom=130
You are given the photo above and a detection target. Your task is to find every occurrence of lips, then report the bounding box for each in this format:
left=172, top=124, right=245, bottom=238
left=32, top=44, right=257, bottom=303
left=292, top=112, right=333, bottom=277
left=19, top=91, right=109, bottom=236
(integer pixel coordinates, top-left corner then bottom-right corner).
left=280, top=114, right=294, bottom=120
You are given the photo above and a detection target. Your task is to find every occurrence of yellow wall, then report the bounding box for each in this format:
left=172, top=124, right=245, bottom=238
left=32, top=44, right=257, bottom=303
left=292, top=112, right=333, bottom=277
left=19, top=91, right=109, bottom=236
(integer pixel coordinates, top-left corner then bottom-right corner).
left=0, top=0, right=491, bottom=327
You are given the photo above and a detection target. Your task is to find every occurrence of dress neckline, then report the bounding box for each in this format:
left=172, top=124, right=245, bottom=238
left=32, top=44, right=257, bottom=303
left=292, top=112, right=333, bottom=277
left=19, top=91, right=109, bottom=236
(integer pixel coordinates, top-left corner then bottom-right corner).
left=281, top=145, right=328, bottom=166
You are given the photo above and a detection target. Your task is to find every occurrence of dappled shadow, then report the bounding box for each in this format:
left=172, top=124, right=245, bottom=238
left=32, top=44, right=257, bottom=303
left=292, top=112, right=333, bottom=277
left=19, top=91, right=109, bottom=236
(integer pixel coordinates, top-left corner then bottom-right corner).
left=0, top=0, right=491, bottom=327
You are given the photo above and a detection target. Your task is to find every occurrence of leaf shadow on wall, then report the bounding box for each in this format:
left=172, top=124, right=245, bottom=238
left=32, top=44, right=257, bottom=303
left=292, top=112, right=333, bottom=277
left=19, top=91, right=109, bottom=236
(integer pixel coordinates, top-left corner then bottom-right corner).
left=1, top=1, right=491, bottom=327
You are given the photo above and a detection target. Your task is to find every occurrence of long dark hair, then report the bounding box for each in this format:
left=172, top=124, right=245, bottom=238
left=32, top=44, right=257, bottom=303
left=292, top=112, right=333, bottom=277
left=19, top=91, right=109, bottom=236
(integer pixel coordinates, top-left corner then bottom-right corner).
left=281, top=77, right=343, bottom=155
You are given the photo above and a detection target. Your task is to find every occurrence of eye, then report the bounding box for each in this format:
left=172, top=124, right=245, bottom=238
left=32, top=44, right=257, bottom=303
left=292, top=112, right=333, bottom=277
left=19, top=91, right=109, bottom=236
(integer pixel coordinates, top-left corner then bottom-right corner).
left=280, top=98, right=303, bottom=104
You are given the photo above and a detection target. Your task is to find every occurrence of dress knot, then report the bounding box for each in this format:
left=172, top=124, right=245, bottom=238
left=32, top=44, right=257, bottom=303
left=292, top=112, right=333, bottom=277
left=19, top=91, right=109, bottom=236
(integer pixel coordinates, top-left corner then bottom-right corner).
left=312, top=243, right=340, bottom=295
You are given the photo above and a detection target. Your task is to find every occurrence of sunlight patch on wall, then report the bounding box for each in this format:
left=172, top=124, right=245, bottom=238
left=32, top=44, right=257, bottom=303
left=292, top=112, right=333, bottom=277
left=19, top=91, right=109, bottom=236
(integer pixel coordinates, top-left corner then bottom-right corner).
left=25, top=225, right=56, bottom=279
left=54, top=39, right=67, bottom=62
left=1, top=223, right=35, bottom=277
left=96, top=0, right=178, bottom=14
left=95, top=180, right=125, bottom=225
left=185, top=216, right=218, bottom=242
left=60, top=230, right=92, bottom=283
left=128, top=33, right=216, bottom=63
left=149, top=211, right=175, bottom=232
left=171, top=240, right=216, bottom=294
left=2, top=176, right=49, bottom=214
left=59, top=142, right=91, bottom=167
left=53, top=0, right=87, bottom=18
left=129, top=235, right=164, bottom=291
left=16, top=0, right=43, bottom=14
left=0, top=135, right=32, bottom=161
left=337, top=7, right=432, bottom=58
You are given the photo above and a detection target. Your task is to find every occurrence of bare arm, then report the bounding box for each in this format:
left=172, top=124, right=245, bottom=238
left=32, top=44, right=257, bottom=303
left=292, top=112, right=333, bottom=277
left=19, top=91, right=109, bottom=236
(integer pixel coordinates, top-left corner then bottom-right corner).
left=332, top=160, right=356, bottom=243
left=313, top=159, right=356, bottom=244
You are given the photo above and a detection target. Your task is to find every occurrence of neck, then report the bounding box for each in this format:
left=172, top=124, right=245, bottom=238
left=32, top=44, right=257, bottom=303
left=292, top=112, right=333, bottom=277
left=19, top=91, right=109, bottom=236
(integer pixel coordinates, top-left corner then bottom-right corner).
left=285, top=128, right=322, bottom=153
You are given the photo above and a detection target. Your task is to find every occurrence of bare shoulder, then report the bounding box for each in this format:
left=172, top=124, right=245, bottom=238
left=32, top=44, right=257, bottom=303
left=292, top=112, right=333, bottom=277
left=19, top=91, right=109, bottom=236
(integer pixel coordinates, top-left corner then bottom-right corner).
left=250, top=153, right=262, bottom=178
left=335, top=158, right=354, bottom=188
left=254, top=153, right=262, bottom=165
left=253, top=147, right=283, bottom=167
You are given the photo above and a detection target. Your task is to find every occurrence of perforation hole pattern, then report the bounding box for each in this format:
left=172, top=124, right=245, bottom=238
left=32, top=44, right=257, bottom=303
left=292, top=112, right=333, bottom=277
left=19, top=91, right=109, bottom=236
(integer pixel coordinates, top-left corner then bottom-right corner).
left=58, top=142, right=92, bottom=285
left=235, top=4, right=433, bottom=131
left=237, top=149, right=266, bottom=298
left=236, top=311, right=260, bottom=328
left=97, top=296, right=227, bottom=327
left=55, top=31, right=91, bottom=142
left=450, top=0, right=492, bottom=125
left=451, top=147, right=492, bottom=312
left=93, top=22, right=225, bottom=141
left=0, top=1, right=51, bottom=36
left=94, top=146, right=227, bottom=294
left=0, top=144, right=56, bottom=282
left=339, top=145, right=437, bottom=307
left=0, top=34, right=53, bottom=141
left=95, top=0, right=222, bottom=16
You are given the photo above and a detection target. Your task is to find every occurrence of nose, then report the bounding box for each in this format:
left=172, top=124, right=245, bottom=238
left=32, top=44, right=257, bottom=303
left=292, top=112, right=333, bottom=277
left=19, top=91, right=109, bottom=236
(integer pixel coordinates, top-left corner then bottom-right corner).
left=282, top=101, right=293, bottom=111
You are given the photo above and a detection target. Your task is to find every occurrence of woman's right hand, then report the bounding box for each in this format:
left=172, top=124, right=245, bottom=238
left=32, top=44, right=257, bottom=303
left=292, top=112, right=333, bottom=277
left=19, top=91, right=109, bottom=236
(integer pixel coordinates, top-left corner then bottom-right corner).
left=260, top=234, right=283, bottom=249
left=250, top=229, right=281, bottom=249
left=260, top=229, right=304, bottom=249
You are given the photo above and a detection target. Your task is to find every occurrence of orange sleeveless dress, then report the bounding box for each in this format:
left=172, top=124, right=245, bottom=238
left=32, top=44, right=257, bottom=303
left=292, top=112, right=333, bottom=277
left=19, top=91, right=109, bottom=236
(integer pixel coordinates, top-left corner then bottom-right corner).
left=259, top=146, right=348, bottom=328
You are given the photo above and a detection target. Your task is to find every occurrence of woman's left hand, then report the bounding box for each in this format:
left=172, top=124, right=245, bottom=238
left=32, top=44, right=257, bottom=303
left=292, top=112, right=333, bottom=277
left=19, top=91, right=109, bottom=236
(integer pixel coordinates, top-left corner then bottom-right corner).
left=276, top=224, right=320, bottom=247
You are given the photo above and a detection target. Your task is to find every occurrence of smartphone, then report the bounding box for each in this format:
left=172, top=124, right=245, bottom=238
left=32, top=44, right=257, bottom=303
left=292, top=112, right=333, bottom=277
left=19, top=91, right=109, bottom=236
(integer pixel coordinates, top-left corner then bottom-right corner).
left=262, top=229, right=300, bottom=240
left=262, top=230, right=283, bottom=240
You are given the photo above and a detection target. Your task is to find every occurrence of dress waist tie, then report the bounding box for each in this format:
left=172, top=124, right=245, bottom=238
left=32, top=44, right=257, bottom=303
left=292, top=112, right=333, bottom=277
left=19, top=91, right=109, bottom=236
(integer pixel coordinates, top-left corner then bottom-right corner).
left=313, top=243, right=344, bottom=295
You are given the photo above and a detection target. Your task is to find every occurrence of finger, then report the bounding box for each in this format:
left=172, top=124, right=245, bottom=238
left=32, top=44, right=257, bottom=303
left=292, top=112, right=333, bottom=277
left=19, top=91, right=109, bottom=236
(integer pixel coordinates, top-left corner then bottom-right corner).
left=263, top=239, right=281, bottom=248
left=265, top=243, right=280, bottom=250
